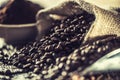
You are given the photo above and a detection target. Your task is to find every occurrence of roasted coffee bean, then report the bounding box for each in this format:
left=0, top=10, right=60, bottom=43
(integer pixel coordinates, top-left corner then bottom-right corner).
left=23, top=63, right=31, bottom=69
left=55, top=44, right=63, bottom=51
left=33, top=68, right=40, bottom=74
left=58, top=63, right=64, bottom=69
left=18, top=54, right=25, bottom=58
left=46, top=58, right=53, bottom=64
left=5, top=70, right=11, bottom=75
left=60, top=57, right=67, bottom=62
left=26, top=58, right=32, bottom=63
left=35, top=61, right=41, bottom=65
left=33, top=54, right=39, bottom=59
left=34, top=65, right=39, bottom=68
left=17, top=63, right=23, bottom=68
left=29, top=65, right=34, bottom=70
left=42, top=70, right=48, bottom=75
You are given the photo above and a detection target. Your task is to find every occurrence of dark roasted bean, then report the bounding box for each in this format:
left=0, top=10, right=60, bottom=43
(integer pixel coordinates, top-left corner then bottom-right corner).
left=33, top=68, right=40, bottom=74
left=23, top=63, right=31, bottom=69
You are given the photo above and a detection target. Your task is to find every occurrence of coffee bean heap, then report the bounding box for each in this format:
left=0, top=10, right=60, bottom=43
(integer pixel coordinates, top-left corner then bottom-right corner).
left=0, top=44, right=17, bottom=63
left=8, top=10, right=94, bottom=73
left=38, top=36, right=120, bottom=80
left=0, top=44, right=23, bottom=80
left=10, top=33, right=120, bottom=80
left=77, top=71, right=120, bottom=80
left=0, top=9, right=120, bottom=80
left=70, top=71, right=120, bottom=80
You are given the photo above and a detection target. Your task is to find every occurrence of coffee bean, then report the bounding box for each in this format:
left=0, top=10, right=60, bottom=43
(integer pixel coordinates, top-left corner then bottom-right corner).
left=5, top=70, right=11, bottom=75
left=61, top=71, right=67, bottom=76
left=33, top=68, right=40, bottom=74
left=26, top=58, right=32, bottom=63
left=60, top=57, right=67, bottom=62
left=42, top=70, right=48, bottom=75
left=17, top=63, right=23, bottom=68
left=36, top=61, right=41, bottom=65
left=23, top=63, right=31, bottom=68
left=66, top=60, right=71, bottom=65
left=45, top=45, right=54, bottom=51
left=58, top=63, right=64, bottom=69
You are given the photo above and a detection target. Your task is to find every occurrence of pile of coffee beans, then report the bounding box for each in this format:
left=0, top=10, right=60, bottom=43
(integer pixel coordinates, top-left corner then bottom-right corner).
left=0, top=8, right=120, bottom=80
left=0, top=44, right=23, bottom=80
left=37, top=36, right=120, bottom=80
left=0, top=44, right=17, bottom=63
left=8, top=33, right=120, bottom=80
left=69, top=36, right=120, bottom=79
left=70, top=71, right=120, bottom=80
left=8, top=10, right=94, bottom=72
